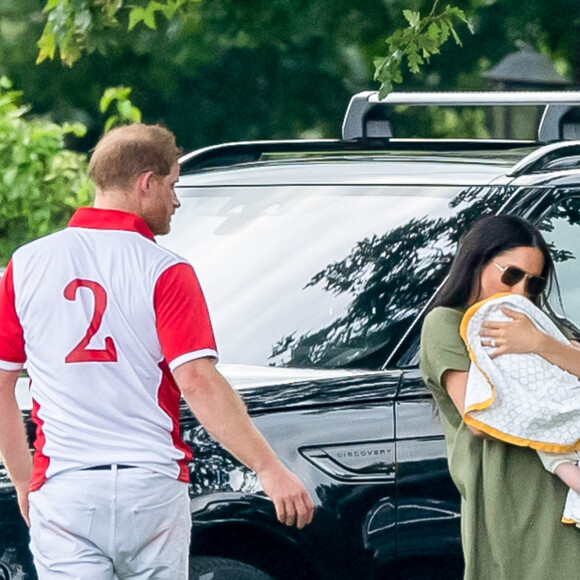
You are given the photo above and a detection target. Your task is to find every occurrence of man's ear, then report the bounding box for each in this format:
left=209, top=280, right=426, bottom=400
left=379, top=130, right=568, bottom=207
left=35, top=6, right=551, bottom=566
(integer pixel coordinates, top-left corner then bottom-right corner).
left=137, top=170, right=154, bottom=197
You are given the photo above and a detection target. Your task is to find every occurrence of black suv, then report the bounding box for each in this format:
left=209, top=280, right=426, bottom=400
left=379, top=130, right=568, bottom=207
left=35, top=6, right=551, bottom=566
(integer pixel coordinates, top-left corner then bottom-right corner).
left=4, top=91, right=580, bottom=580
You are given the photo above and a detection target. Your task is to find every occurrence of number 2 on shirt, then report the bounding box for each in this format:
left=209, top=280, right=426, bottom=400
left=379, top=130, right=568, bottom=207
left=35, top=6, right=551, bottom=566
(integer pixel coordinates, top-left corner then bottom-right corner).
left=64, top=279, right=118, bottom=363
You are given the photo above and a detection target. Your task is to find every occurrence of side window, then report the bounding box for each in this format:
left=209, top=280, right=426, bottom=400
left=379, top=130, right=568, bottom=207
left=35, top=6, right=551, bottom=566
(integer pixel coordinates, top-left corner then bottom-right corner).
left=538, top=195, right=580, bottom=336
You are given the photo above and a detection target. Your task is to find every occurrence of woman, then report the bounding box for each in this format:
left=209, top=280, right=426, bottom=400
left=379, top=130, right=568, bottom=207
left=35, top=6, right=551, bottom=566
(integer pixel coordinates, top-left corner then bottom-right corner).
left=420, top=215, right=580, bottom=579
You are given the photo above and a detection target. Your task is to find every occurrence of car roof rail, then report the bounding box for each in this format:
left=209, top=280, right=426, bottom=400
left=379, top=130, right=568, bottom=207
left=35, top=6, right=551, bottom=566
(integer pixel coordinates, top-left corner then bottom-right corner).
left=508, top=141, right=580, bottom=176
left=179, top=136, right=539, bottom=174
left=179, top=139, right=352, bottom=173
left=342, top=91, right=580, bottom=143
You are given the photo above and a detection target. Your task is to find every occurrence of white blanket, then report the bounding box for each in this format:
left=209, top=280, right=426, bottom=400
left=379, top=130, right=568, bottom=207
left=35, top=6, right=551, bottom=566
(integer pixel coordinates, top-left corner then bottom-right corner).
left=461, top=293, right=580, bottom=452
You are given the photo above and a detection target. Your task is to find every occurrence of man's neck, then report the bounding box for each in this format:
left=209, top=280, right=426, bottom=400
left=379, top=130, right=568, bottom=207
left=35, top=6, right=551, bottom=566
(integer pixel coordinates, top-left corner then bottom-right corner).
left=93, top=190, right=140, bottom=216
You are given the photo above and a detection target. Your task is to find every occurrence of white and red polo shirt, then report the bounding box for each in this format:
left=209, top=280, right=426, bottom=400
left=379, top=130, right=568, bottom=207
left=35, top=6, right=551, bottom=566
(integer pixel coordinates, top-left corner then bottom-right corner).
left=0, top=208, right=218, bottom=491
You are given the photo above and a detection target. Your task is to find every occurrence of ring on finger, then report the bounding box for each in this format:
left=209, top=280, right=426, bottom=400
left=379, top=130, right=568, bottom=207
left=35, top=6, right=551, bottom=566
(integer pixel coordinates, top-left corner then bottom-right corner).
left=490, top=339, right=496, bottom=348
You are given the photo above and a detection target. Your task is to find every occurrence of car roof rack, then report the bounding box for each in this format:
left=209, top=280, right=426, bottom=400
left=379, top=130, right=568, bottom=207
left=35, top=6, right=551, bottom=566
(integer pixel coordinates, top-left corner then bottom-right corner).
left=342, top=90, right=580, bottom=143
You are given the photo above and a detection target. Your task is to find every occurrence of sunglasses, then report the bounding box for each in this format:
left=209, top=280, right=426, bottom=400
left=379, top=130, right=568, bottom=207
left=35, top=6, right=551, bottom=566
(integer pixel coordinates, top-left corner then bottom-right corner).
left=493, top=263, right=547, bottom=296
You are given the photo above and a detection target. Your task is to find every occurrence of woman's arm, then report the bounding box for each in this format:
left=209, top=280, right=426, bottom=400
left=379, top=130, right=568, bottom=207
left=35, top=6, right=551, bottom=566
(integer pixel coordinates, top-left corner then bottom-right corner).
left=442, top=369, right=487, bottom=437
left=480, top=307, right=580, bottom=379
left=532, top=334, right=580, bottom=378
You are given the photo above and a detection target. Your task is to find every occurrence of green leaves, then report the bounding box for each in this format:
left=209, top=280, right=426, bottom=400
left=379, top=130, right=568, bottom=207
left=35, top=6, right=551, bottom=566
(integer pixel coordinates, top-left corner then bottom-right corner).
left=128, top=5, right=157, bottom=30
left=0, top=82, right=140, bottom=262
left=37, top=0, right=199, bottom=64
left=99, top=86, right=142, bottom=132
left=128, top=0, right=192, bottom=31
left=36, top=0, right=112, bottom=66
left=0, top=79, right=142, bottom=263
left=403, top=9, right=421, bottom=28
left=0, top=77, right=93, bottom=264
left=374, top=2, right=474, bottom=99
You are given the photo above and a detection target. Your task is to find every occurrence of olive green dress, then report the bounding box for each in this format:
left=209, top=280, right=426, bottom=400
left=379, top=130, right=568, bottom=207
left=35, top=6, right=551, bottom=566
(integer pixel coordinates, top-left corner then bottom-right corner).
left=420, top=306, right=580, bottom=580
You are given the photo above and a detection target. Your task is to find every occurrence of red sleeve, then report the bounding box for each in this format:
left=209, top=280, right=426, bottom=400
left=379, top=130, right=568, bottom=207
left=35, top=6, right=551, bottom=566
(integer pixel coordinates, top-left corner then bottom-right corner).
left=154, top=262, right=217, bottom=369
left=0, top=260, right=26, bottom=368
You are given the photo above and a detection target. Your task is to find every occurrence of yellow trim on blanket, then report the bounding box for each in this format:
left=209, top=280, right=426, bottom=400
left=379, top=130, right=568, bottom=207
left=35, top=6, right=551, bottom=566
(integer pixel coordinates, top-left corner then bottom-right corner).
left=459, top=293, right=511, bottom=415
left=463, top=359, right=495, bottom=412
left=460, top=293, right=580, bottom=453
left=562, top=516, right=576, bottom=526
left=464, top=415, right=580, bottom=453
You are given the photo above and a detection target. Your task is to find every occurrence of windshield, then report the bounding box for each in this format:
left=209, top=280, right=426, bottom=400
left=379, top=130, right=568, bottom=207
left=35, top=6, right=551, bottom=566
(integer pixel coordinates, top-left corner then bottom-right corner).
left=162, top=181, right=508, bottom=369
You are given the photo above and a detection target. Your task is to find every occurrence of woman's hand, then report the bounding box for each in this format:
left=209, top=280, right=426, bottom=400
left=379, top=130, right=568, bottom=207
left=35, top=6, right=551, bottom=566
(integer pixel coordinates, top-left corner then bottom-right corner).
left=479, top=307, right=545, bottom=358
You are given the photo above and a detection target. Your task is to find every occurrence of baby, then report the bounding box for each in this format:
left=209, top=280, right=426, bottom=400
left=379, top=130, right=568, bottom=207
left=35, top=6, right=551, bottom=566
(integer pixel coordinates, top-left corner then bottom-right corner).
left=461, top=293, right=580, bottom=526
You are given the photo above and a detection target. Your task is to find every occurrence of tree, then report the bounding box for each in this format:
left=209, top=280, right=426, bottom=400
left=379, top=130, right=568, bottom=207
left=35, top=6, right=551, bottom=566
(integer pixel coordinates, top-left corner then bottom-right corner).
left=4, top=1, right=579, bottom=143
left=0, top=76, right=92, bottom=264
left=1, top=0, right=404, bottom=149
left=36, top=0, right=196, bottom=66
left=373, top=1, right=473, bottom=98
left=36, top=0, right=472, bottom=99
left=27, top=0, right=580, bottom=145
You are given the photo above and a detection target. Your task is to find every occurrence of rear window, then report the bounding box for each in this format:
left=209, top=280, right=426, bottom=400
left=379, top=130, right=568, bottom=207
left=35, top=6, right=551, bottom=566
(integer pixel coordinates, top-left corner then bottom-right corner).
left=161, top=182, right=508, bottom=369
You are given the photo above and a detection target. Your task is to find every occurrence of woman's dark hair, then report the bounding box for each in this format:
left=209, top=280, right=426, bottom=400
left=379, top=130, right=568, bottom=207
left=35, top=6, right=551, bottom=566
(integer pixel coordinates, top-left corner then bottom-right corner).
left=432, top=215, right=555, bottom=309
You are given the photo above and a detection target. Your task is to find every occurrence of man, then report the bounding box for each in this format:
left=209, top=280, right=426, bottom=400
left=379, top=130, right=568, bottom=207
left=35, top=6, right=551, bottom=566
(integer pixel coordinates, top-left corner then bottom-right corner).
left=0, top=124, right=314, bottom=579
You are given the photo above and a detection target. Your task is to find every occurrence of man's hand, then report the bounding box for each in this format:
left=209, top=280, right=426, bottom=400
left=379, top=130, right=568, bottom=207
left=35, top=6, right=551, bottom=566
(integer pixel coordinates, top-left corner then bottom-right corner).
left=257, top=462, right=315, bottom=529
left=175, top=359, right=315, bottom=529
left=15, top=482, right=29, bottom=526
left=0, top=369, right=32, bottom=526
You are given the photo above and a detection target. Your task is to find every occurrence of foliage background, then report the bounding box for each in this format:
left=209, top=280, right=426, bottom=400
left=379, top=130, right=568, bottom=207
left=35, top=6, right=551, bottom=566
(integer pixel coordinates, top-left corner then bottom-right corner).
left=3, top=0, right=577, bottom=151
left=0, top=0, right=578, bottom=262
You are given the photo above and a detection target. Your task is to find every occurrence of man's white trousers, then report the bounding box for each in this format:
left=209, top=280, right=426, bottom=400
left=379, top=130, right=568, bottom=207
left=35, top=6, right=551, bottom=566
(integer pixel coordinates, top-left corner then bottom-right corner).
left=28, top=466, right=191, bottom=579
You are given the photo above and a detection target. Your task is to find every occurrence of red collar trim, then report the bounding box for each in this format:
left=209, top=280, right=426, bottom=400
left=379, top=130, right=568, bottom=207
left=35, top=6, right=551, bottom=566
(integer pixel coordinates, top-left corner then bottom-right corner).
left=68, top=208, right=155, bottom=241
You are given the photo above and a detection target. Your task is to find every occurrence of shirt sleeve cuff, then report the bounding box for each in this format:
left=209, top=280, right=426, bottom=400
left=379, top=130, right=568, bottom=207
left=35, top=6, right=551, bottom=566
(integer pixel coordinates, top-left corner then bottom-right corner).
left=169, top=349, right=219, bottom=372
left=0, top=359, right=24, bottom=372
